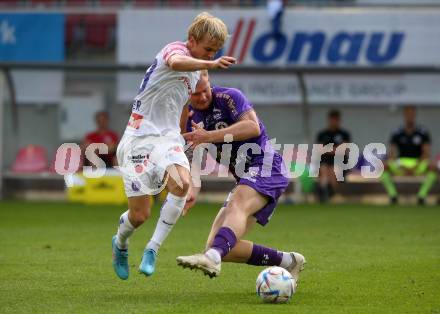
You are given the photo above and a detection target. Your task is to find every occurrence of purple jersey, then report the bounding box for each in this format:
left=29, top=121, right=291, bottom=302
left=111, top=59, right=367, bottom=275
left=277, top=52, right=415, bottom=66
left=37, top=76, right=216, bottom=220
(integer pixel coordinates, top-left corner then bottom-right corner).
left=187, top=86, right=273, bottom=179
left=187, top=86, right=288, bottom=226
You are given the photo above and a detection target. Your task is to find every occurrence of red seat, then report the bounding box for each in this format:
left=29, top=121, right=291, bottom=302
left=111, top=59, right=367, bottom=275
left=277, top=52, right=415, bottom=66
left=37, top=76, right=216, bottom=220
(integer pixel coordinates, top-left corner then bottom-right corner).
left=201, top=0, right=237, bottom=6
left=132, top=0, right=156, bottom=7
left=65, top=0, right=90, bottom=7
left=65, top=14, right=85, bottom=48
left=11, top=145, right=48, bottom=173
left=30, top=0, right=57, bottom=7
left=84, top=14, right=116, bottom=49
left=166, top=0, right=190, bottom=7
left=0, top=0, right=20, bottom=8
left=97, top=0, right=123, bottom=6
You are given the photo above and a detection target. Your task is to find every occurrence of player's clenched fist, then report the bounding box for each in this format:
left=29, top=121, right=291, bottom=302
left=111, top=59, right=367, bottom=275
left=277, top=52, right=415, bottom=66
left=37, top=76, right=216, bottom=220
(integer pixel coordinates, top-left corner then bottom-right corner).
left=210, top=56, right=237, bottom=69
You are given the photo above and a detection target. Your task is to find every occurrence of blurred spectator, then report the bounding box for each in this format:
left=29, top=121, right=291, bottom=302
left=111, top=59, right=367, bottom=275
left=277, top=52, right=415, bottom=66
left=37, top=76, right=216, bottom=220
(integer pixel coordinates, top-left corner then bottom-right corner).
left=381, top=106, right=437, bottom=205
left=267, top=0, right=285, bottom=36
left=315, top=110, right=351, bottom=202
left=82, top=111, right=119, bottom=168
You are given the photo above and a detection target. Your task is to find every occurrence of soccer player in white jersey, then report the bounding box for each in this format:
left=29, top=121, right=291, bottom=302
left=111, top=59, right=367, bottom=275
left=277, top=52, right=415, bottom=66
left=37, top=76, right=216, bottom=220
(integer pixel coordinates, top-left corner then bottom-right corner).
left=112, top=12, right=236, bottom=280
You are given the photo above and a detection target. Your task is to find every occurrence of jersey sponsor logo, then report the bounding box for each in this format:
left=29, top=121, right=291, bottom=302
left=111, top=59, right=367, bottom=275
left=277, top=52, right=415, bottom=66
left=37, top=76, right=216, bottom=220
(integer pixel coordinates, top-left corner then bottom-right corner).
left=213, top=108, right=222, bottom=120
left=127, top=112, right=143, bottom=129
left=223, top=18, right=405, bottom=65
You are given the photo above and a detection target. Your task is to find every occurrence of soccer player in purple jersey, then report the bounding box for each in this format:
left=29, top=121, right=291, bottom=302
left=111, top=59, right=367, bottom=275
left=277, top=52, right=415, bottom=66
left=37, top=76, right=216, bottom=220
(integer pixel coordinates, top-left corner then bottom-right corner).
left=176, top=72, right=306, bottom=285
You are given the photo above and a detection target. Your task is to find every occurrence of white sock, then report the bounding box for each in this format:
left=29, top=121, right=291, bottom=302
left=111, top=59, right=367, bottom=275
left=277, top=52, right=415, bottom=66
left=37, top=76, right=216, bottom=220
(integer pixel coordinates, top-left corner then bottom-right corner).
left=116, top=210, right=135, bottom=250
left=279, top=252, right=293, bottom=268
left=205, top=248, right=221, bottom=264
left=146, top=193, right=185, bottom=253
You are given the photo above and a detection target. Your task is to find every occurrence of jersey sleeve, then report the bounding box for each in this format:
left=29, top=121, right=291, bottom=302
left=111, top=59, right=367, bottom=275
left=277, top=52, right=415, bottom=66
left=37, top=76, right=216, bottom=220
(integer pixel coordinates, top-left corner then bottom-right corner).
left=224, top=89, right=254, bottom=122
left=163, top=42, right=190, bottom=64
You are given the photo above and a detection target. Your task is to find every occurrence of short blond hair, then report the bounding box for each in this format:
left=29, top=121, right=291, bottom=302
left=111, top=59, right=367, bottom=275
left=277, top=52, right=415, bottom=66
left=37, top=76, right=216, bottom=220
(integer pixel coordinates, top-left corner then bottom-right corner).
left=188, top=12, right=228, bottom=46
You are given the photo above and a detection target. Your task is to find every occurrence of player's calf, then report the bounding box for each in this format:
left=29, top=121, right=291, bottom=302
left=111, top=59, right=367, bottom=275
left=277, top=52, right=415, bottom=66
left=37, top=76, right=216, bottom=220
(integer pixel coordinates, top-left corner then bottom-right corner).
left=245, top=243, right=306, bottom=288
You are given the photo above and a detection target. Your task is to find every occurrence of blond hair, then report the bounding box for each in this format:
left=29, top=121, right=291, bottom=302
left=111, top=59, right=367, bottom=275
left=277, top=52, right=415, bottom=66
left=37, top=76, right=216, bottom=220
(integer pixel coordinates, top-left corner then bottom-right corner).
left=188, top=12, right=228, bottom=46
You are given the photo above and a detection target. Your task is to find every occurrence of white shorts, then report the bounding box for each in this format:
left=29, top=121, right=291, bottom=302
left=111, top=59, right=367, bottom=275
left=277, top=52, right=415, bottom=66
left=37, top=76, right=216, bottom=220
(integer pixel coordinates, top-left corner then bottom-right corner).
left=116, top=133, right=190, bottom=197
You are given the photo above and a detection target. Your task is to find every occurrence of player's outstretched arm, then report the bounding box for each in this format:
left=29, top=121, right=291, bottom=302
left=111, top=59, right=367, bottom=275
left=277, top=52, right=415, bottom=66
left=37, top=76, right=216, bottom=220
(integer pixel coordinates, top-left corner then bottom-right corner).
left=168, top=55, right=236, bottom=72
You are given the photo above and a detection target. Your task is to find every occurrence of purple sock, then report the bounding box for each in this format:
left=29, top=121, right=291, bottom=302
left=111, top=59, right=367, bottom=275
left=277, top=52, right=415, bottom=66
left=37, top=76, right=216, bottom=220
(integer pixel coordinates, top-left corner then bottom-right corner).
left=211, top=227, right=237, bottom=258
left=246, top=244, right=283, bottom=266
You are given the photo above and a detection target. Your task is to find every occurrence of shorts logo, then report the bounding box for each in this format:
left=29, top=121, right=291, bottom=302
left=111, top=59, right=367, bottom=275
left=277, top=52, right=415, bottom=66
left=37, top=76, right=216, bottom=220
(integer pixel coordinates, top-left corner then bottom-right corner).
left=173, top=146, right=182, bottom=153
left=135, top=164, right=144, bottom=173
left=129, top=154, right=148, bottom=164
left=131, top=181, right=140, bottom=192
left=128, top=113, right=143, bottom=129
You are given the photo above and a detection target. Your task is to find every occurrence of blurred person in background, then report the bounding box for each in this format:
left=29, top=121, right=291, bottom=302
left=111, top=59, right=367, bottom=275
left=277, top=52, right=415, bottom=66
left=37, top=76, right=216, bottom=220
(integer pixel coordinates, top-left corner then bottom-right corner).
left=315, top=110, right=351, bottom=203
left=381, top=106, right=437, bottom=205
left=82, top=111, right=119, bottom=168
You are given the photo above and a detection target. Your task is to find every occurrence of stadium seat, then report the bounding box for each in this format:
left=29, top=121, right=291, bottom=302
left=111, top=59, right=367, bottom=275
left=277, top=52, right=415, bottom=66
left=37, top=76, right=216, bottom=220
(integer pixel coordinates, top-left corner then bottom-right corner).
left=0, top=0, right=21, bottom=8
left=30, top=0, right=57, bottom=7
left=84, top=14, right=116, bottom=49
left=132, top=0, right=156, bottom=7
left=200, top=0, right=235, bottom=7
left=167, top=0, right=190, bottom=7
left=11, top=145, right=49, bottom=173
left=65, top=15, right=85, bottom=48
left=97, top=0, right=123, bottom=7
left=64, top=0, right=90, bottom=7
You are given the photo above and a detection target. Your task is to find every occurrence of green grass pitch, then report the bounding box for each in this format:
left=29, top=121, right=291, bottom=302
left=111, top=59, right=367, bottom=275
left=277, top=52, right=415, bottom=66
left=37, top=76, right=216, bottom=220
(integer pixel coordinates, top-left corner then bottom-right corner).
left=0, top=201, right=439, bottom=313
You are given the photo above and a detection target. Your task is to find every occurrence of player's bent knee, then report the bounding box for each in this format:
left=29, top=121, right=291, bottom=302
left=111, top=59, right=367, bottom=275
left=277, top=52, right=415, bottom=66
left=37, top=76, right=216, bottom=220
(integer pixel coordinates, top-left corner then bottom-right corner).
left=223, top=200, right=242, bottom=218
left=168, top=178, right=190, bottom=197
left=128, top=202, right=151, bottom=226
left=130, top=209, right=151, bottom=226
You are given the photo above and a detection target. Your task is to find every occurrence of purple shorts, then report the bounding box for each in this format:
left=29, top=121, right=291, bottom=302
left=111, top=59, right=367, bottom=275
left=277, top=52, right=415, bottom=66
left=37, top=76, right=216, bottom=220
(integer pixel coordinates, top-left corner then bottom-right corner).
left=226, top=154, right=289, bottom=226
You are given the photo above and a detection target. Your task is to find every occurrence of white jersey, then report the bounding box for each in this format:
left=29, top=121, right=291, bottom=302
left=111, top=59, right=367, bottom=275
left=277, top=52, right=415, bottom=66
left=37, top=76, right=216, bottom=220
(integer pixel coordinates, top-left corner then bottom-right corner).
left=124, top=41, right=200, bottom=137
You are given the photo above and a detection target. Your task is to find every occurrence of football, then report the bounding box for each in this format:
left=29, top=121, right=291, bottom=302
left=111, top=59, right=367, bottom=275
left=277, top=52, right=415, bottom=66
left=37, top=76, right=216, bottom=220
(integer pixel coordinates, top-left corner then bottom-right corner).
left=256, top=266, right=296, bottom=303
